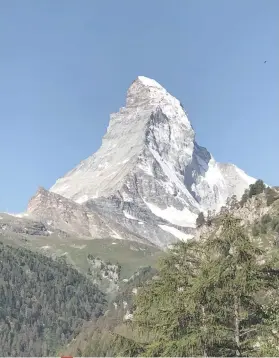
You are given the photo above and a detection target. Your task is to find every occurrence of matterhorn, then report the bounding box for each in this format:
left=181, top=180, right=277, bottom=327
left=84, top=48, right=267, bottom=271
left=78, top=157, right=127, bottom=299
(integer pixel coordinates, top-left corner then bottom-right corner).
left=27, top=76, right=255, bottom=247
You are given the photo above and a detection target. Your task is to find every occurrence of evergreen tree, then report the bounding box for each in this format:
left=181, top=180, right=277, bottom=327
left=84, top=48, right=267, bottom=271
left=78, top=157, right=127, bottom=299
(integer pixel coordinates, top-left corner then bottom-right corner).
left=226, top=195, right=239, bottom=210
left=195, top=215, right=279, bottom=356
left=265, top=187, right=279, bottom=206
left=196, top=212, right=205, bottom=227
left=128, top=215, right=279, bottom=357
left=0, top=243, right=106, bottom=356
left=249, top=179, right=265, bottom=198
left=133, top=240, right=205, bottom=356
left=240, top=189, right=249, bottom=207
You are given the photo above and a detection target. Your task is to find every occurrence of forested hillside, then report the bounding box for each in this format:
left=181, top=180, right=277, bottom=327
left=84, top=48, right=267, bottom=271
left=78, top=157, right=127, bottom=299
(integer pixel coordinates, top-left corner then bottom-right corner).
left=63, top=183, right=279, bottom=357
left=0, top=243, right=106, bottom=356
left=60, top=266, right=158, bottom=357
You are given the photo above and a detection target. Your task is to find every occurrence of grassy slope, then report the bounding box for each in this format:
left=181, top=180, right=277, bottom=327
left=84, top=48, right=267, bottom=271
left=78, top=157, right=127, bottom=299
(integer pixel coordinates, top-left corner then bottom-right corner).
left=0, top=220, right=162, bottom=280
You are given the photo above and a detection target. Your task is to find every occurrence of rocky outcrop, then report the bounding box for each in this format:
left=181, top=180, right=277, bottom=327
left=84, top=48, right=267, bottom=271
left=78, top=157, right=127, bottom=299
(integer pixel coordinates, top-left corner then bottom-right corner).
left=26, top=187, right=182, bottom=247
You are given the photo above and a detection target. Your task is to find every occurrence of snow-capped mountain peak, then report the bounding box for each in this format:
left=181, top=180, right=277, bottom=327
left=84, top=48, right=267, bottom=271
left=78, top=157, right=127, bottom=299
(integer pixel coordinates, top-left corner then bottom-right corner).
left=45, top=76, right=256, bottom=245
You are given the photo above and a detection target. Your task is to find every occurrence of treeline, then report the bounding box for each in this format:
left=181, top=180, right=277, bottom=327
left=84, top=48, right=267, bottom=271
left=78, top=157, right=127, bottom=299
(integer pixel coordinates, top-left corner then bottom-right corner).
left=0, top=243, right=106, bottom=356
left=196, top=180, right=279, bottom=227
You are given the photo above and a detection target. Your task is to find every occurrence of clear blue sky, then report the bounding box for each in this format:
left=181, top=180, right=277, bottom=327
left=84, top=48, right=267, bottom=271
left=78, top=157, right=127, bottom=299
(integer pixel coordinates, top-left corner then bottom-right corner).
left=0, top=0, right=278, bottom=212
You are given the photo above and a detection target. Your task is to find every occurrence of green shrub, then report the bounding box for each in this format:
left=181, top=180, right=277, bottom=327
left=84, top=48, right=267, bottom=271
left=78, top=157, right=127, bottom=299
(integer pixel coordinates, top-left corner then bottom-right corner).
left=240, top=189, right=249, bottom=207
left=196, top=212, right=205, bottom=227
left=249, top=179, right=265, bottom=198
left=265, top=187, right=279, bottom=206
left=261, top=214, right=272, bottom=225
left=252, top=224, right=260, bottom=237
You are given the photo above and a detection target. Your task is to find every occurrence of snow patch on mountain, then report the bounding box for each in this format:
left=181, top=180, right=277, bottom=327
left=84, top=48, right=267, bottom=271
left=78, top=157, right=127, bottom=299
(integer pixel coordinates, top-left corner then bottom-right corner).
left=146, top=202, right=197, bottom=227
left=159, top=225, right=194, bottom=241
left=123, top=211, right=138, bottom=220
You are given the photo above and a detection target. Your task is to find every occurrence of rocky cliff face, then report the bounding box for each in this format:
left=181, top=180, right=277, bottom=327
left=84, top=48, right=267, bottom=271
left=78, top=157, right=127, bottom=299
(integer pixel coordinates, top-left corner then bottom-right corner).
left=26, top=76, right=255, bottom=247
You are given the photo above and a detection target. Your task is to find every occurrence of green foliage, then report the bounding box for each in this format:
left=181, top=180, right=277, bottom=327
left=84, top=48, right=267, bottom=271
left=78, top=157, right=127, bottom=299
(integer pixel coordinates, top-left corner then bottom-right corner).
left=261, top=214, right=272, bottom=225
left=0, top=242, right=106, bottom=356
left=240, top=189, right=249, bottom=207
left=252, top=224, right=260, bottom=237
left=54, top=186, right=279, bottom=357
left=112, top=333, right=146, bottom=357
left=226, top=195, right=239, bottom=210
left=64, top=266, right=157, bottom=357
left=128, top=215, right=279, bottom=357
left=265, top=187, right=279, bottom=206
left=249, top=179, right=265, bottom=198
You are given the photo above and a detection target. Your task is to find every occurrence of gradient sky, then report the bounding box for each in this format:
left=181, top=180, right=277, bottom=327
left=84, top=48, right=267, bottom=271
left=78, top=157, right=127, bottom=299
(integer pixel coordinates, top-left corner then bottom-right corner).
left=0, top=0, right=278, bottom=213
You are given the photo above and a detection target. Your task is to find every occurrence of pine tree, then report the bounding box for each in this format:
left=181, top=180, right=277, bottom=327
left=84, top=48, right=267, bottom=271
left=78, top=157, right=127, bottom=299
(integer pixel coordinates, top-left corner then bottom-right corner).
left=202, top=215, right=279, bottom=356
left=127, top=214, right=279, bottom=357
left=196, top=212, right=205, bottom=227
left=226, top=195, right=239, bottom=210
left=265, top=187, right=279, bottom=206
left=249, top=179, right=265, bottom=198
left=133, top=240, right=206, bottom=356
left=240, top=189, right=249, bottom=207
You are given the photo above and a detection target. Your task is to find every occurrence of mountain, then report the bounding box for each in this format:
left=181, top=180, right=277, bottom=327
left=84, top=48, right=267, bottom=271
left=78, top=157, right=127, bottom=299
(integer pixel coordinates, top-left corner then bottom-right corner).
left=38, top=76, right=255, bottom=246
left=0, top=76, right=269, bottom=357
left=1, top=76, right=256, bottom=267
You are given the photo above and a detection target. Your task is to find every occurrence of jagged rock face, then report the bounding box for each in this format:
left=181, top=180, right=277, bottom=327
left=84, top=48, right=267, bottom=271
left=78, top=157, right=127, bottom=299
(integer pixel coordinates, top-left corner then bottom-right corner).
left=50, top=76, right=255, bottom=231
left=27, top=187, right=185, bottom=247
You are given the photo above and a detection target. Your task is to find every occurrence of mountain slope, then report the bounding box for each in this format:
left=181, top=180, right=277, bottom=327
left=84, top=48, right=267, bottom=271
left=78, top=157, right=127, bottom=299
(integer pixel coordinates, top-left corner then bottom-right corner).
left=0, top=211, right=162, bottom=293
left=0, top=242, right=105, bottom=356
left=50, top=76, right=255, bottom=232
left=61, top=186, right=279, bottom=357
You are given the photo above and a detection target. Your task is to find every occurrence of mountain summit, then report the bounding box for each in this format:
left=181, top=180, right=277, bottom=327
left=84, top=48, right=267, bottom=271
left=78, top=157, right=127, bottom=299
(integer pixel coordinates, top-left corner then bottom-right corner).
left=50, top=76, right=255, bottom=230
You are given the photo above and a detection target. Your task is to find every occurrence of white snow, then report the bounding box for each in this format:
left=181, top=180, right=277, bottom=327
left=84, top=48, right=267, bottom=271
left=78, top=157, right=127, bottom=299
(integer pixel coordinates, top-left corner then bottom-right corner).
left=123, top=211, right=138, bottom=220
left=111, top=231, right=123, bottom=240
left=47, top=230, right=53, bottom=235
left=235, top=166, right=256, bottom=186
left=159, top=225, right=194, bottom=242
left=122, top=191, right=133, bottom=202
left=145, top=201, right=197, bottom=227
left=76, top=195, right=89, bottom=204
left=132, top=288, right=138, bottom=295
left=130, top=245, right=139, bottom=251
left=138, top=221, right=144, bottom=225
left=0, top=216, right=2, bottom=220
left=8, top=212, right=29, bottom=218
left=70, top=244, right=86, bottom=249
left=138, top=161, right=153, bottom=176
left=41, top=245, right=51, bottom=250
left=149, top=147, right=198, bottom=208
left=123, top=311, right=133, bottom=321
left=138, top=76, right=163, bottom=89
